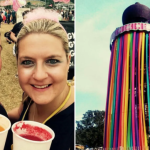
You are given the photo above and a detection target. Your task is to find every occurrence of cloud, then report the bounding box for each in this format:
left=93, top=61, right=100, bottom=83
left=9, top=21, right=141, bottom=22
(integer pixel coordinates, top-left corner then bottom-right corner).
left=76, top=11, right=121, bottom=100
left=75, top=0, right=150, bottom=119
left=75, top=0, right=150, bottom=124
left=75, top=92, right=106, bottom=125
left=76, top=114, right=83, bottom=121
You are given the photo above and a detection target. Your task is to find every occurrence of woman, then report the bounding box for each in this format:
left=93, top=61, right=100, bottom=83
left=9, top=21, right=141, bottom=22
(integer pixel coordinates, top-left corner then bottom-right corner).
left=5, top=9, right=7, bottom=23
left=0, top=12, right=3, bottom=27
left=7, top=10, right=11, bottom=24
left=6, top=8, right=74, bottom=150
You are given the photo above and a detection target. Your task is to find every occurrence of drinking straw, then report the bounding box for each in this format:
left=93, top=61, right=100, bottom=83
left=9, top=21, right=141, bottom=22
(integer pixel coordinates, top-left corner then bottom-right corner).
left=104, top=30, right=150, bottom=149
left=131, top=130, right=133, bottom=147
left=149, top=33, right=150, bottom=88
left=118, top=33, right=128, bottom=147
left=149, top=33, right=150, bottom=135
left=137, top=32, right=144, bottom=148
left=112, top=36, right=122, bottom=148
left=106, top=40, right=117, bottom=148
left=110, top=37, right=120, bottom=148
left=135, top=32, right=139, bottom=147
left=124, top=32, right=130, bottom=149
left=109, top=39, right=120, bottom=147
left=146, top=33, right=150, bottom=136
left=141, top=32, right=148, bottom=147
left=131, top=32, right=136, bottom=149
left=127, top=32, right=133, bottom=148
left=103, top=42, right=114, bottom=148
left=114, top=35, right=124, bottom=149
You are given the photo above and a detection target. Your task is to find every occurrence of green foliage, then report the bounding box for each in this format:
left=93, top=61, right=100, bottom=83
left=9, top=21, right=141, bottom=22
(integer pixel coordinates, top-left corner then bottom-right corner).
left=26, top=2, right=32, bottom=8
left=46, top=0, right=54, bottom=5
left=5, top=6, right=12, bottom=9
left=47, top=0, right=74, bottom=3
left=76, top=110, right=105, bottom=148
left=27, top=2, right=31, bottom=5
left=44, top=0, right=55, bottom=9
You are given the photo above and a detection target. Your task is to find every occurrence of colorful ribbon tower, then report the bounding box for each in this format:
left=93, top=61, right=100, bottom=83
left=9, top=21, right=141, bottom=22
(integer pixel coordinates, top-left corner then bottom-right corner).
left=103, top=23, right=150, bottom=150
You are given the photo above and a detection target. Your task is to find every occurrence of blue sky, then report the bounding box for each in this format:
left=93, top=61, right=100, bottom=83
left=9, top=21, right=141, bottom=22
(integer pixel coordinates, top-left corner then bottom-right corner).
left=75, top=0, right=150, bottom=122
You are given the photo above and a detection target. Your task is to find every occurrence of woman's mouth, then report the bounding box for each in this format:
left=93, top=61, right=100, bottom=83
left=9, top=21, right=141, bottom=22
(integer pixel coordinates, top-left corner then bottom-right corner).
left=31, top=84, right=51, bottom=89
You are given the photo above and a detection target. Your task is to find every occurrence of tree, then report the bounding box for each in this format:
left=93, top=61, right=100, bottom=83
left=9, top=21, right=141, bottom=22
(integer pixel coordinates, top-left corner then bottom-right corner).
left=76, top=110, right=105, bottom=148
left=26, top=2, right=32, bottom=8
left=5, top=6, right=12, bottom=10
left=45, top=0, right=55, bottom=9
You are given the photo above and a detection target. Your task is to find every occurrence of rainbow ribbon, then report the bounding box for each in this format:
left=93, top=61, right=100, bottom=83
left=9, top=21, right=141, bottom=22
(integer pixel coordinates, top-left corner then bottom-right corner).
left=104, top=31, right=150, bottom=150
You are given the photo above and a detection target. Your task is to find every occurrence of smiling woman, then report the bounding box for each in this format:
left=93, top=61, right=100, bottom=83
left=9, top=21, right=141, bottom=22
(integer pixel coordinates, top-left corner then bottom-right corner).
left=18, top=33, right=70, bottom=106
left=5, top=8, right=74, bottom=150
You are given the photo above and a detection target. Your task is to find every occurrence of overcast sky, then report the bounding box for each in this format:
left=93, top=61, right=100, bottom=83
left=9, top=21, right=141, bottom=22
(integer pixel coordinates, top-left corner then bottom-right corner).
left=75, top=0, right=150, bottom=122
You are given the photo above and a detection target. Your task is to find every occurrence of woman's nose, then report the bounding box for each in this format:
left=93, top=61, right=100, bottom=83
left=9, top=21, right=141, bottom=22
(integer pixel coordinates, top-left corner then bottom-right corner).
left=32, top=65, right=48, bottom=81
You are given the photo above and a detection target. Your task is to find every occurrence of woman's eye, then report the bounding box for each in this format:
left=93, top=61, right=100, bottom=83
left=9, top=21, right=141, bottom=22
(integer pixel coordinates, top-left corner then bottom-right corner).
left=21, top=60, right=33, bottom=65
left=46, top=59, right=60, bottom=65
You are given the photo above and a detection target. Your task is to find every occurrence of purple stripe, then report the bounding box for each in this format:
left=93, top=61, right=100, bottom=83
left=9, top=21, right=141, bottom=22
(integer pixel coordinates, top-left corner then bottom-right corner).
left=135, top=32, right=139, bottom=147
left=115, top=35, right=124, bottom=147
left=103, top=42, right=115, bottom=147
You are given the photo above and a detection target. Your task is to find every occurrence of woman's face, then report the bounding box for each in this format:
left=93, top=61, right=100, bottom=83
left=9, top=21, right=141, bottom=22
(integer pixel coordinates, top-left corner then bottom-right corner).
left=18, top=33, right=70, bottom=105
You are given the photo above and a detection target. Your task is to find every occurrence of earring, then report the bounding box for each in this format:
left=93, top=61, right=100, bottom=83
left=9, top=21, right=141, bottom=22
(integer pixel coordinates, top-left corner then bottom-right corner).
left=15, top=74, right=18, bottom=78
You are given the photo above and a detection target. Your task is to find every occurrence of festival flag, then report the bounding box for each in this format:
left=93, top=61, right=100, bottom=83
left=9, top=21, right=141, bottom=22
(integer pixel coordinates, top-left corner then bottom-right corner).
left=13, top=0, right=20, bottom=11
left=12, top=0, right=26, bottom=11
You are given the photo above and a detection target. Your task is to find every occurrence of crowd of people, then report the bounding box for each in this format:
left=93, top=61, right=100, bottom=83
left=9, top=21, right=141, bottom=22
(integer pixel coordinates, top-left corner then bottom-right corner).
left=0, top=9, right=16, bottom=25
left=0, top=7, right=74, bottom=150
left=58, top=9, right=74, bottom=21
left=1, top=7, right=74, bottom=46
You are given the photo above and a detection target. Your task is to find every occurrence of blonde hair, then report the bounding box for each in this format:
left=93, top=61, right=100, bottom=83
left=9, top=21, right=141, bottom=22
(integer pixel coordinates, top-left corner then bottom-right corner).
left=16, top=19, right=69, bottom=59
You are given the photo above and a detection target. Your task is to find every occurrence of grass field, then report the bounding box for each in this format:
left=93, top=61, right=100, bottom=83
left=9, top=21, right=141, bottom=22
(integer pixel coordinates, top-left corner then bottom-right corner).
left=0, top=22, right=22, bottom=112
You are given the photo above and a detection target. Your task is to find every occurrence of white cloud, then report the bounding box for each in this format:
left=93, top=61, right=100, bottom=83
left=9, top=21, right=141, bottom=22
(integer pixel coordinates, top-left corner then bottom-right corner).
left=75, top=0, right=150, bottom=119
left=76, top=12, right=120, bottom=100
left=75, top=114, right=83, bottom=121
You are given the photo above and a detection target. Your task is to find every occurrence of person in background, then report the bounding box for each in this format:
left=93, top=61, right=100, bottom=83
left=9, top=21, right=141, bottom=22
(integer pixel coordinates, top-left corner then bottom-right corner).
left=7, top=10, right=11, bottom=24
left=72, top=10, right=74, bottom=21
left=4, top=9, right=7, bottom=23
left=10, top=10, right=30, bottom=56
left=61, top=9, right=64, bottom=19
left=3, top=12, right=6, bottom=23
left=64, top=10, right=68, bottom=21
left=68, top=11, right=73, bottom=21
left=0, top=12, right=3, bottom=27
left=57, top=9, right=62, bottom=21
left=10, top=10, right=30, bottom=43
left=11, top=10, right=16, bottom=24
left=3, top=9, right=5, bottom=15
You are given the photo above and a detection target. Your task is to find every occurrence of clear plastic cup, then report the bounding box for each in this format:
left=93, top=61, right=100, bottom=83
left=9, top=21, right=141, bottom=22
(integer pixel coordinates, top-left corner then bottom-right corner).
left=0, top=114, right=11, bottom=150
left=12, top=121, right=55, bottom=150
